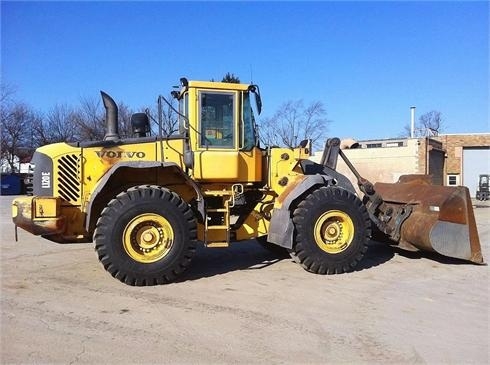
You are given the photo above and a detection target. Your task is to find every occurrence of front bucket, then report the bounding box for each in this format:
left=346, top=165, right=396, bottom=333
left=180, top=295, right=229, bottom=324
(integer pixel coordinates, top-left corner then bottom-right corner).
left=374, top=176, right=484, bottom=264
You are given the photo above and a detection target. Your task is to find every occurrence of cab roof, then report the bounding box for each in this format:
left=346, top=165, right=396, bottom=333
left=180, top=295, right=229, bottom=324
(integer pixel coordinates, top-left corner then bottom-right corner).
left=186, top=80, right=251, bottom=91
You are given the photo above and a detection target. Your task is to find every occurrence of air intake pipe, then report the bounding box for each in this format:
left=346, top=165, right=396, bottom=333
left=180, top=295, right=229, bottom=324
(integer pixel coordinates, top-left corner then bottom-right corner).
left=100, top=91, right=119, bottom=141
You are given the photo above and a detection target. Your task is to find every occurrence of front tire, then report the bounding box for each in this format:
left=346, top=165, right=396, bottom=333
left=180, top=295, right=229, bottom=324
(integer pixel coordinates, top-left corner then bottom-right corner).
left=94, top=185, right=197, bottom=286
left=290, top=186, right=371, bottom=274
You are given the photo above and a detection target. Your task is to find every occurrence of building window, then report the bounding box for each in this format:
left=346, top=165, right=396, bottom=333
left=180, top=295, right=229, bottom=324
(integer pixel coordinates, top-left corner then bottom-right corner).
left=366, top=143, right=382, bottom=148
left=386, top=141, right=404, bottom=147
left=447, top=174, right=459, bottom=186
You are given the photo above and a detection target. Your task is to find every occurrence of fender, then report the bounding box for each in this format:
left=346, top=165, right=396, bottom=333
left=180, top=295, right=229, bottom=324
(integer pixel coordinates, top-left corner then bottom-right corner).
left=267, top=172, right=354, bottom=249
left=84, top=161, right=204, bottom=232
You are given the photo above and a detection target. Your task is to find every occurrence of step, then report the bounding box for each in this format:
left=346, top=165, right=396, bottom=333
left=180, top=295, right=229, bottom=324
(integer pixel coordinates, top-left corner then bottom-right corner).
left=206, top=225, right=229, bottom=230
left=203, top=190, right=233, bottom=197
left=206, top=241, right=229, bottom=248
left=207, top=208, right=228, bottom=213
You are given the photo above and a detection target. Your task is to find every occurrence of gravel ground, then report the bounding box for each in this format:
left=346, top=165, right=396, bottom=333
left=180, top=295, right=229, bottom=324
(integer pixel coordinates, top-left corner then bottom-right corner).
left=1, top=195, right=488, bottom=364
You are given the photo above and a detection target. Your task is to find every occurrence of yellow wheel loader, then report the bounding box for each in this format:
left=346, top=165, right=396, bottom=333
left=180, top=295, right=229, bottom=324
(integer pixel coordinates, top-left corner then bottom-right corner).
left=12, top=78, right=484, bottom=286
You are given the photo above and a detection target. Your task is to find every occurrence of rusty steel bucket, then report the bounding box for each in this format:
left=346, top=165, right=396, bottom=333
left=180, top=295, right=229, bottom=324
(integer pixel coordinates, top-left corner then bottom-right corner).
left=374, top=175, right=484, bottom=264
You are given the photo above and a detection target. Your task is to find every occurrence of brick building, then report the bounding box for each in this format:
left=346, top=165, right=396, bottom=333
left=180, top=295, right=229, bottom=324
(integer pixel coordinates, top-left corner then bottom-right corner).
left=433, top=133, right=490, bottom=195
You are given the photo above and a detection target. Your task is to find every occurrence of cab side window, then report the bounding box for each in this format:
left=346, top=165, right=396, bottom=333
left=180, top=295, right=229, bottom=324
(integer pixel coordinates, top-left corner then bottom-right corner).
left=199, top=91, right=235, bottom=148
left=242, top=92, right=255, bottom=151
left=178, top=93, right=189, bottom=134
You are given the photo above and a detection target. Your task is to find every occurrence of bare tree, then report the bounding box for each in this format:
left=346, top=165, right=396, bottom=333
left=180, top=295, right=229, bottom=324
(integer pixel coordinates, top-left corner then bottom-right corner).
left=160, top=95, right=179, bottom=137
left=1, top=83, right=16, bottom=104
left=143, top=94, right=180, bottom=137
left=32, top=104, right=78, bottom=146
left=1, top=103, right=36, bottom=172
left=117, top=101, right=134, bottom=138
left=75, top=96, right=136, bottom=140
left=259, top=100, right=330, bottom=150
left=75, top=95, right=105, bottom=141
left=400, top=124, right=412, bottom=138
left=419, top=110, right=443, bottom=136
left=400, top=110, right=444, bottom=137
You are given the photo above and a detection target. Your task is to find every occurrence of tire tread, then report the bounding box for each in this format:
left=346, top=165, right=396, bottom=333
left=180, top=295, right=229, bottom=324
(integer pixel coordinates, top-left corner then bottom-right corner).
left=94, top=185, right=197, bottom=286
left=290, top=186, right=371, bottom=275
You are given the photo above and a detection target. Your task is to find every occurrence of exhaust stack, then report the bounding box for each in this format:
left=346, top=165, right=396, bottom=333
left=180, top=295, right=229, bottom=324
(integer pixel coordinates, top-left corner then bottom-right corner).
left=100, top=91, right=119, bottom=141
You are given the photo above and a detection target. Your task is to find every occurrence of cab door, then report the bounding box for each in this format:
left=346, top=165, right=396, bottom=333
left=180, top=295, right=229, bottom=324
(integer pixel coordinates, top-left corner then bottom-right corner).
left=193, top=89, right=240, bottom=181
left=192, top=88, right=262, bottom=182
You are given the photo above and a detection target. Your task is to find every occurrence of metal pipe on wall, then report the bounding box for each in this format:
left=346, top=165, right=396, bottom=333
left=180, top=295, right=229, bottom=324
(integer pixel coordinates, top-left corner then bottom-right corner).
left=410, top=106, right=416, bottom=138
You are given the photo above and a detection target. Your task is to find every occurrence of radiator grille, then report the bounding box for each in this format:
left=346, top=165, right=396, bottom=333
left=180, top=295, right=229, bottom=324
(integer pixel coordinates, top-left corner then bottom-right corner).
left=57, top=154, right=81, bottom=202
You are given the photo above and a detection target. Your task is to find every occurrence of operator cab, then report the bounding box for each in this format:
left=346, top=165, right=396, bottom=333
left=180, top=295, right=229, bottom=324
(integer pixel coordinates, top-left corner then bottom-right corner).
left=174, top=78, right=261, bottom=150
left=172, top=78, right=263, bottom=182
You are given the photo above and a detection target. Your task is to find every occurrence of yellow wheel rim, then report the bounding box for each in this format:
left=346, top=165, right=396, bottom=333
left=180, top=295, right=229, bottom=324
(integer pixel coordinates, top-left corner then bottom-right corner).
left=314, top=210, right=355, bottom=254
left=123, top=213, right=174, bottom=263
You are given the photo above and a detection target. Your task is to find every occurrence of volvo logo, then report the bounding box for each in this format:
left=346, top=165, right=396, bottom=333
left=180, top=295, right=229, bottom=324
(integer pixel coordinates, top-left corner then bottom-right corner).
left=95, top=151, right=146, bottom=158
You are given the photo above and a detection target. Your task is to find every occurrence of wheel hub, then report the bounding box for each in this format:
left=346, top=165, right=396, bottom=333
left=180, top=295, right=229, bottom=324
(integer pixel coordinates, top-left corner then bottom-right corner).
left=142, top=231, right=155, bottom=243
left=314, top=210, right=355, bottom=254
left=123, top=214, right=174, bottom=263
left=324, top=223, right=343, bottom=242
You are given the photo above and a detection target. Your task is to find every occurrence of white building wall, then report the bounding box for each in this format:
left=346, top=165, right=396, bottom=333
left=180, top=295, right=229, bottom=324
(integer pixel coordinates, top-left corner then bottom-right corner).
left=311, top=139, right=421, bottom=193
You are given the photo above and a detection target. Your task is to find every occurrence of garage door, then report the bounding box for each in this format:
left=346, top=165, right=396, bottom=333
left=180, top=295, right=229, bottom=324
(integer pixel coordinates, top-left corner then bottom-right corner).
left=463, top=147, right=490, bottom=197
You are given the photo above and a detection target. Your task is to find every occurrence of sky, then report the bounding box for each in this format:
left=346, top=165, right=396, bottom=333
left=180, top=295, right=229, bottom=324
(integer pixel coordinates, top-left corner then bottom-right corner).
left=1, top=1, right=489, bottom=142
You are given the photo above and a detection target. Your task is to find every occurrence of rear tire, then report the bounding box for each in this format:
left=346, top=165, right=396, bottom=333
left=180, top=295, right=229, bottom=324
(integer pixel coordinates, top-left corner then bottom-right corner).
left=290, top=186, right=371, bottom=274
left=94, top=185, right=197, bottom=286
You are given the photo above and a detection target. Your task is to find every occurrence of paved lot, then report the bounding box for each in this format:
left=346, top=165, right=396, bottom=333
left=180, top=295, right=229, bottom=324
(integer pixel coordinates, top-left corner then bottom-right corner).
left=1, top=195, right=489, bottom=364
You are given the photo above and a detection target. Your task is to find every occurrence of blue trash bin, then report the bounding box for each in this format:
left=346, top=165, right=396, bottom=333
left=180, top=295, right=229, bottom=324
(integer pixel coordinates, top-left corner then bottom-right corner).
left=1, top=174, right=21, bottom=195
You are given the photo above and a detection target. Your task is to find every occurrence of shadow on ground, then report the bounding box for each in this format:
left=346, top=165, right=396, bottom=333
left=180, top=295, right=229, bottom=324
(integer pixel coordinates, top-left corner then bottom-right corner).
left=355, top=241, right=395, bottom=271
left=179, top=236, right=485, bottom=283
left=391, top=245, right=487, bottom=266
left=179, top=239, right=397, bottom=282
left=178, top=240, right=284, bottom=282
